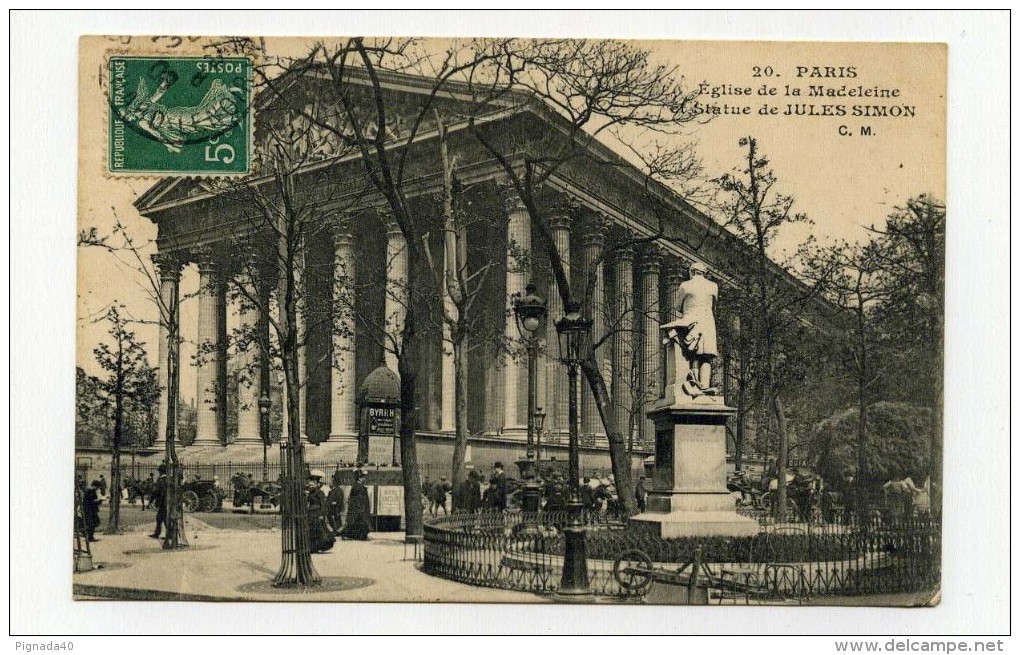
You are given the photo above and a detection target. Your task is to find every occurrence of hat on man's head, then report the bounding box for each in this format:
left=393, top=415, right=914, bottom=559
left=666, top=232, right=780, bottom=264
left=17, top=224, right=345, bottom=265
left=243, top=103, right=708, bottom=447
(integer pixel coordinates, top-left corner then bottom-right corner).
left=493, top=461, right=503, bottom=469
left=157, top=464, right=167, bottom=473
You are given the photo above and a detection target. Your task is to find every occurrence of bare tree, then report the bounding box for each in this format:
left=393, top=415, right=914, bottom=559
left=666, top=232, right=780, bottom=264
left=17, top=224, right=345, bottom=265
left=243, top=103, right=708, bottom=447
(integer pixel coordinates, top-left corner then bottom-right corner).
left=712, top=136, right=827, bottom=520
left=868, top=195, right=945, bottom=491
left=804, top=239, right=894, bottom=509
left=90, top=305, right=158, bottom=534
left=216, top=37, right=710, bottom=520
left=78, top=221, right=192, bottom=549
left=459, top=38, right=706, bottom=515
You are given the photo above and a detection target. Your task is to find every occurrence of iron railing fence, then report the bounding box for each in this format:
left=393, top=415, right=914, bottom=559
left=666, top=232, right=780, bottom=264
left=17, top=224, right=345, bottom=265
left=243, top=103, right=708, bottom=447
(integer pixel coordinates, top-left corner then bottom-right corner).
left=422, top=511, right=940, bottom=602
left=422, top=510, right=640, bottom=598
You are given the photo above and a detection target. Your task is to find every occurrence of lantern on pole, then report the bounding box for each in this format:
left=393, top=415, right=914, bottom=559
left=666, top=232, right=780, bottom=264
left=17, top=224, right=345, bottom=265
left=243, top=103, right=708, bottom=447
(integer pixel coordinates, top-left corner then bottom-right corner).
left=554, top=301, right=592, bottom=595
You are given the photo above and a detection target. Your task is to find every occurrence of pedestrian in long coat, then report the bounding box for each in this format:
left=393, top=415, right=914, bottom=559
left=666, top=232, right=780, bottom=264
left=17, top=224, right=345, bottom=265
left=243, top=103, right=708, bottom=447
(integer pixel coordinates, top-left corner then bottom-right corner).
left=340, top=471, right=372, bottom=541
left=150, top=465, right=168, bottom=539
left=83, top=481, right=103, bottom=542
left=454, top=471, right=482, bottom=513
left=326, top=484, right=346, bottom=533
left=306, top=477, right=335, bottom=553
left=489, top=462, right=509, bottom=512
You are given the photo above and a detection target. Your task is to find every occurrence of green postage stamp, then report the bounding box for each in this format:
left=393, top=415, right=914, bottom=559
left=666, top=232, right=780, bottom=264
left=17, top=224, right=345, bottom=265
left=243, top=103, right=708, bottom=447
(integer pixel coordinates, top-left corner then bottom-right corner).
left=107, top=56, right=251, bottom=175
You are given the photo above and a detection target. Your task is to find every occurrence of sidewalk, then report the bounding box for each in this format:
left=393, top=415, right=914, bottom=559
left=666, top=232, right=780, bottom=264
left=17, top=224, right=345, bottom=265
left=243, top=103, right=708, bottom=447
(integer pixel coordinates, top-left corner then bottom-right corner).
left=74, top=517, right=551, bottom=603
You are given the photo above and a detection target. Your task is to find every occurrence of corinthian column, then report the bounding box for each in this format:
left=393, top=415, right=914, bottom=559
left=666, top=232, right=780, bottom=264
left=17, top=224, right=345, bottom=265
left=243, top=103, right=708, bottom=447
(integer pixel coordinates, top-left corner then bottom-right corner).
left=580, top=216, right=608, bottom=442
left=638, top=244, right=662, bottom=448
left=152, top=252, right=183, bottom=451
left=383, top=213, right=408, bottom=374
left=545, top=207, right=572, bottom=444
left=194, top=249, right=227, bottom=447
left=502, top=184, right=531, bottom=437
left=663, top=259, right=685, bottom=322
left=329, top=215, right=358, bottom=456
left=610, top=242, right=635, bottom=444
left=235, top=254, right=265, bottom=444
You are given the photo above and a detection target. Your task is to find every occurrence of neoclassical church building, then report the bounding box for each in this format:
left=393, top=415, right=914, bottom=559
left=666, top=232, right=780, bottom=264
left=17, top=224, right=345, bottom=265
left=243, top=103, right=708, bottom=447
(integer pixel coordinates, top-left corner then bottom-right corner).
left=133, top=66, right=817, bottom=472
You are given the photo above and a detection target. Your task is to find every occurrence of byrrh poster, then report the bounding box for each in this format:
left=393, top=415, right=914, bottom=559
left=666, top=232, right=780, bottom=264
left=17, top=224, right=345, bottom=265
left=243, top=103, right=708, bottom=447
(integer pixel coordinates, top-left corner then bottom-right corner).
left=10, top=11, right=1009, bottom=639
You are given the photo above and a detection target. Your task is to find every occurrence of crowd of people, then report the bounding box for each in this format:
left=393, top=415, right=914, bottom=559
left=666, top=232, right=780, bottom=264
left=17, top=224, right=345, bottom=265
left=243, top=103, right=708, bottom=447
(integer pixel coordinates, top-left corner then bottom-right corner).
left=422, top=461, right=511, bottom=516
left=76, top=459, right=639, bottom=556
left=420, top=462, right=631, bottom=517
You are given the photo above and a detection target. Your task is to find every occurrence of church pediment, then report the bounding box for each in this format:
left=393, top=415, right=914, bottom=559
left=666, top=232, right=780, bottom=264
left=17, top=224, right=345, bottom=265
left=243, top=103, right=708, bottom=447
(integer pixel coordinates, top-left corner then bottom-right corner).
left=134, top=177, right=229, bottom=213
left=136, top=66, right=521, bottom=214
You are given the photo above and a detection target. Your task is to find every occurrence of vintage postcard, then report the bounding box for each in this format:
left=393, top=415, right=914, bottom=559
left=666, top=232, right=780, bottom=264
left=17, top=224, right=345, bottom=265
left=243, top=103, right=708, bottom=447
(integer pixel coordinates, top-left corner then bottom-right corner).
left=73, top=34, right=946, bottom=608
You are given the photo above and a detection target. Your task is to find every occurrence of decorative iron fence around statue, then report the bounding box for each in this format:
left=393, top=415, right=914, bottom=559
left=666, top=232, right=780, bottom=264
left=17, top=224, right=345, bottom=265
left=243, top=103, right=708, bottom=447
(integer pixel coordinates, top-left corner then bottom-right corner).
left=422, top=511, right=940, bottom=602
left=422, top=510, right=643, bottom=598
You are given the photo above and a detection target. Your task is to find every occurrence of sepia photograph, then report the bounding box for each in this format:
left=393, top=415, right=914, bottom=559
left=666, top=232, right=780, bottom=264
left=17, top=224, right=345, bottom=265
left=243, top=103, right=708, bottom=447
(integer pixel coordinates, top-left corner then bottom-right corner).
left=73, top=33, right=947, bottom=605
left=8, top=9, right=1010, bottom=641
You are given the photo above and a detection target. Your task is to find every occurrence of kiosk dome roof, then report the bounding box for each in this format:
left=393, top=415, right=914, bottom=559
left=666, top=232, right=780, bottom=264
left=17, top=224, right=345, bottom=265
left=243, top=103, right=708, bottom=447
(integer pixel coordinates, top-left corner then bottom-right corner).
left=359, top=365, right=400, bottom=404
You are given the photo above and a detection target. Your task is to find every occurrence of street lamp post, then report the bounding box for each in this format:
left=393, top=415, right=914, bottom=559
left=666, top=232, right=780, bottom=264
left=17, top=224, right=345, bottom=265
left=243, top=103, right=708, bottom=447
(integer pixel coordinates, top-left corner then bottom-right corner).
left=514, top=282, right=547, bottom=516
left=555, top=301, right=593, bottom=596
left=259, top=394, right=271, bottom=481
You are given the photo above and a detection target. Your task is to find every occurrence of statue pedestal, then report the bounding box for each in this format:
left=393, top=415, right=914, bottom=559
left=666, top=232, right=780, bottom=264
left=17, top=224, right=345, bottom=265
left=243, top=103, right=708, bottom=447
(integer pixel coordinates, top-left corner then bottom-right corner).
left=629, top=400, right=758, bottom=539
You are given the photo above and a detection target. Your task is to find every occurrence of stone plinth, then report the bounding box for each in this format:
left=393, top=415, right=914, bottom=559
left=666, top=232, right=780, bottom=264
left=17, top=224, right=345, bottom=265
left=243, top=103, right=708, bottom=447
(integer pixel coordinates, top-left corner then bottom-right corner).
left=628, top=400, right=758, bottom=538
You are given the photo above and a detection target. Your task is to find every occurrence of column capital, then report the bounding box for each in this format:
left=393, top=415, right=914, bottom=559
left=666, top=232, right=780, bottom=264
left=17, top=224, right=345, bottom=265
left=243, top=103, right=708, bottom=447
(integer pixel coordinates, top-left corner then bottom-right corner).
left=547, top=195, right=580, bottom=228
left=637, top=243, right=663, bottom=272
left=609, top=235, right=636, bottom=263
left=379, top=210, right=402, bottom=237
left=499, top=182, right=527, bottom=214
left=580, top=216, right=608, bottom=249
left=663, top=262, right=684, bottom=288
left=151, top=251, right=185, bottom=281
left=327, top=213, right=354, bottom=245
left=191, top=246, right=221, bottom=270
left=548, top=211, right=573, bottom=231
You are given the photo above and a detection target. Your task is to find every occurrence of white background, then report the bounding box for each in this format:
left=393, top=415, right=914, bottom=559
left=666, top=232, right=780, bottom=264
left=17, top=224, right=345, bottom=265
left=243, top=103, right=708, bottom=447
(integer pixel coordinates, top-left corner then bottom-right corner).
left=7, top=8, right=1012, bottom=644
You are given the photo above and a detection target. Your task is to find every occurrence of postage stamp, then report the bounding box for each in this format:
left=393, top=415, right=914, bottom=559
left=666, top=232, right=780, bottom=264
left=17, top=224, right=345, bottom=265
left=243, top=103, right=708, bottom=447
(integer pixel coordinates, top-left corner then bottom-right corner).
left=107, top=55, right=251, bottom=175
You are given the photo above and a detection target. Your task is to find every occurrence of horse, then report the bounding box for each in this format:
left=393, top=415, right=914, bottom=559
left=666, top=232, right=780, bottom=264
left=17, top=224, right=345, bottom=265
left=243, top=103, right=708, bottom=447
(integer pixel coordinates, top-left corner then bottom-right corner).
left=882, top=477, right=931, bottom=519
left=125, top=476, right=155, bottom=509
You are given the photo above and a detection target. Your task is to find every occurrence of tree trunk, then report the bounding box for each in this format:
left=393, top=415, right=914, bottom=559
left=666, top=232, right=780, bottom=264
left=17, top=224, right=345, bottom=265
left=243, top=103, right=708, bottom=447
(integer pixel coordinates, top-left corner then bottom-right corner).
left=437, top=119, right=470, bottom=496
left=106, top=448, right=122, bottom=534
left=273, top=222, right=319, bottom=587
left=396, top=227, right=425, bottom=538
left=450, top=338, right=469, bottom=499
left=163, top=282, right=187, bottom=550
left=106, top=361, right=123, bottom=534
left=581, top=357, right=637, bottom=516
left=853, top=303, right=870, bottom=516
left=398, top=318, right=424, bottom=538
left=773, top=394, right=789, bottom=522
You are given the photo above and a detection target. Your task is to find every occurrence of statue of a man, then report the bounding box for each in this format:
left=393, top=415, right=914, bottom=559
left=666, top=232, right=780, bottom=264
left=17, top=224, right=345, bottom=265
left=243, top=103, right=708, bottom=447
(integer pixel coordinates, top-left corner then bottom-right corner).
left=661, top=261, right=719, bottom=397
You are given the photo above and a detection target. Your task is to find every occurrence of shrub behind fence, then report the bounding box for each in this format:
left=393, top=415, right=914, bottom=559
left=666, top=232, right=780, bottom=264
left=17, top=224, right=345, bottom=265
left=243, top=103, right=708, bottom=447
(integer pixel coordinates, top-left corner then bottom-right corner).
left=422, top=511, right=940, bottom=601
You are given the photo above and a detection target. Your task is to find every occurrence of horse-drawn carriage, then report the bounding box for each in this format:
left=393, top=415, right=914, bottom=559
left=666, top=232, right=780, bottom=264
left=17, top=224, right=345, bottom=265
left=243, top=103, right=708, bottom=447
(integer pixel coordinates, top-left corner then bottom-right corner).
left=230, top=472, right=281, bottom=513
left=727, top=466, right=825, bottom=523
left=180, top=478, right=226, bottom=513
